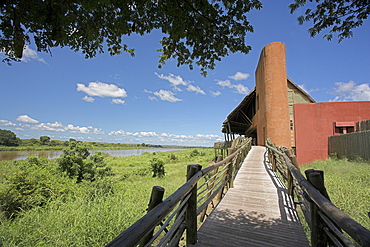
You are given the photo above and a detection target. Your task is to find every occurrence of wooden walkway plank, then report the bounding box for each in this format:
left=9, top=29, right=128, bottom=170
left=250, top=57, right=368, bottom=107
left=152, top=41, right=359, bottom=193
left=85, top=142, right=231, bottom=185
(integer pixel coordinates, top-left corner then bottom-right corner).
left=192, top=146, right=309, bottom=247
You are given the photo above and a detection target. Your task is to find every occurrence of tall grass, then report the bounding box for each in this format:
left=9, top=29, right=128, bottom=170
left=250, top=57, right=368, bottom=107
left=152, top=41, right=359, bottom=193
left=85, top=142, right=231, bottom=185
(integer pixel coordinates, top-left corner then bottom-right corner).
left=0, top=148, right=214, bottom=247
left=299, top=158, right=370, bottom=244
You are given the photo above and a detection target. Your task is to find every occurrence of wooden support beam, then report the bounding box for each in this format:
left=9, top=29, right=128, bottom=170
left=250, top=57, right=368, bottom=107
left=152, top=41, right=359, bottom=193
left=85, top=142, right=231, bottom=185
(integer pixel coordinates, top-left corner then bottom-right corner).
left=186, top=164, right=202, bottom=245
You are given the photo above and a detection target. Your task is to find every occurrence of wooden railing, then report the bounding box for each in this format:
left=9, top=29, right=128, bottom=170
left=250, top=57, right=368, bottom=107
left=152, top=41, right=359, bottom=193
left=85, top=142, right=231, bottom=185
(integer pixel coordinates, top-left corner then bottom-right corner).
left=266, top=138, right=370, bottom=247
left=106, top=137, right=252, bottom=247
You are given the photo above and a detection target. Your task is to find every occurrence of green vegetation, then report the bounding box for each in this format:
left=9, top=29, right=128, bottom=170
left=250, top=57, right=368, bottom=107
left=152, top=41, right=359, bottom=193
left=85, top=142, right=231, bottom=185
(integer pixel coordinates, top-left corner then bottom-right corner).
left=149, top=158, right=165, bottom=178
left=298, top=158, right=370, bottom=243
left=0, top=129, right=19, bottom=147
left=0, top=129, right=168, bottom=151
left=0, top=145, right=214, bottom=247
left=57, top=141, right=114, bottom=183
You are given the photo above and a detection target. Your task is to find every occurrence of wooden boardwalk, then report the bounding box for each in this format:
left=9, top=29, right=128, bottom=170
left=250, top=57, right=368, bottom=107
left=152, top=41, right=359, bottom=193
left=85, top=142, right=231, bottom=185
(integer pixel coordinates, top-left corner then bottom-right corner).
left=192, top=146, right=309, bottom=247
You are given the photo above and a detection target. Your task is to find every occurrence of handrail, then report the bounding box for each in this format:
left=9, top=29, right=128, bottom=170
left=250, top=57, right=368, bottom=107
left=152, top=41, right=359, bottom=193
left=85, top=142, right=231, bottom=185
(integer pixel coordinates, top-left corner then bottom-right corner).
left=106, top=137, right=252, bottom=247
left=266, top=139, right=370, bottom=247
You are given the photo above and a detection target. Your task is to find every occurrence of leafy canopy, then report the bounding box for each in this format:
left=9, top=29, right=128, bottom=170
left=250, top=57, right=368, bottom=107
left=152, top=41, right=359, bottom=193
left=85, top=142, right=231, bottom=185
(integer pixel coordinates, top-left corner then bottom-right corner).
left=0, top=129, right=19, bottom=146
left=289, top=0, right=370, bottom=42
left=58, top=140, right=113, bottom=183
left=0, top=0, right=262, bottom=76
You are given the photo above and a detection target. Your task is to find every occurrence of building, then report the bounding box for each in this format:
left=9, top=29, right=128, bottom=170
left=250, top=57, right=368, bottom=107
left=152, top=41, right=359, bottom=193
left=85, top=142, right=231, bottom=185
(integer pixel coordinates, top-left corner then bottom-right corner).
left=222, top=42, right=370, bottom=164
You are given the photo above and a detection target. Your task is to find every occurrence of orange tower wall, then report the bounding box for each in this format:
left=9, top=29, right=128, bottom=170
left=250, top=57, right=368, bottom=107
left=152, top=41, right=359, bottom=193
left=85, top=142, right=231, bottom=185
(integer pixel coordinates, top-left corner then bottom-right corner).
left=255, top=42, right=291, bottom=147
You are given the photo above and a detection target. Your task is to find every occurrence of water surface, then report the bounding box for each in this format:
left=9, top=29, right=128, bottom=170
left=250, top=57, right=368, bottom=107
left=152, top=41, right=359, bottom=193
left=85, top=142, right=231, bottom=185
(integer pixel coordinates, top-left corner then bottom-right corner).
left=0, top=148, right=185, bottom=161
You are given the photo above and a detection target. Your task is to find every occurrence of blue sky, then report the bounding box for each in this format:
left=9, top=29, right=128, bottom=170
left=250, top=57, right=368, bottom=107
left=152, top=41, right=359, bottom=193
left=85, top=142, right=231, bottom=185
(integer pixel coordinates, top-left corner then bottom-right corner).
left=1, top=1, right=369, bottom=146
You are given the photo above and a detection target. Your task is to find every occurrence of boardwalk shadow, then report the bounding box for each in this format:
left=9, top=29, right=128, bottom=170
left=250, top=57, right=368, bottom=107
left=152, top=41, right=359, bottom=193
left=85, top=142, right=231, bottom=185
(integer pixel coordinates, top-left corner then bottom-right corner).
left=262, top=150, right=300, bottom=223
left=196, top=207, right=307, bottom=246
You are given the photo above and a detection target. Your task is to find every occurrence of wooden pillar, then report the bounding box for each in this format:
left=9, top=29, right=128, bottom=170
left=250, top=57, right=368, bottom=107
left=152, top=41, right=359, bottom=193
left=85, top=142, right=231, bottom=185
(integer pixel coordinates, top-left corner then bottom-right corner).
left=186, top=164, right=202, bottom=245
left=216, top=155, right=223, bottom=162
left=305, top=169, right=329, bottom=247
left=285, top=149, right=300, bottom=171
left=284, top=149, right=299, bottom=197
left=139, top=186, right=165, bottom=247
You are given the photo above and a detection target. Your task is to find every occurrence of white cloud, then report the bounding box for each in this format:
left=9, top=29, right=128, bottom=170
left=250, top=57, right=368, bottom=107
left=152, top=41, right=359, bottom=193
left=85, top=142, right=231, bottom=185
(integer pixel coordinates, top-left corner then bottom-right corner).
left=331, top=80, right=370, bottom=101
left=153, top=90, right=182, bottom=102
left=228, top=72, right=250, bottom=81
left=0, top=120, right=17, bottom=127
left=16, top=115, right=39, bottom=124
left=27, top=121, right=105, bottom=135
left=77, top=81, right=127, bottom=99
left=210, top=91, right=222, bottom=97
left=156, top=73, right=188, bottom=91
left=155, top=73, right=205, bottom=95
left=233, top=84, right=249, bottom=94
left=187, top=84, right=205, bottom=95
left=112, top=99, right=125, bottom=104
left=335, top=81, right=355, bottom=93
left=21, top=46, right=46, bottom=64
left=216, top=79, right=249, bottom=95
left=108, top=130, right=133, bottom=136
left=133, top=131, right=158, bottom=137
left=30, top=121, right=64, bottom=132
left=217, top=79, right=232, bottom=87
left=108, top=129, right=223, bottom=145
left=82, top=96, right=95, bottom=102
left=352, top=83, right=370, bottom=101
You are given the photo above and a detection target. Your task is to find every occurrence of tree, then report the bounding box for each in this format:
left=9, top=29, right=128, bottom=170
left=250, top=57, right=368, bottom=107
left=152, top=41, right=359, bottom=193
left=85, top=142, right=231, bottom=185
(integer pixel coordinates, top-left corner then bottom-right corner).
left=0, top=0, right=262, bottom=76
left=40, top=135, right=51, bottom=145
left=0, top=129, right=19, bottom=146
left=58, top=140, right=113, bottom=182
left=289, top=0, right=370, bottom=42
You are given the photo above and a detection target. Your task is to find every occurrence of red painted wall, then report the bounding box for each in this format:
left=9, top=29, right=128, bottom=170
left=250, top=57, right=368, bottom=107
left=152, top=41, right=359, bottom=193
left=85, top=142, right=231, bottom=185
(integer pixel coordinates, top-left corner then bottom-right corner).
left=294, top=101, right=370, bottom=164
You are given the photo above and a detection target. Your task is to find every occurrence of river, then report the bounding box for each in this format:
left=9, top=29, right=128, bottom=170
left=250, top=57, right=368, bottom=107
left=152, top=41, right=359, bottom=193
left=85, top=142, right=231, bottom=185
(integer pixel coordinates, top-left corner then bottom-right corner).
left=0, top=148, right=186, bottom=161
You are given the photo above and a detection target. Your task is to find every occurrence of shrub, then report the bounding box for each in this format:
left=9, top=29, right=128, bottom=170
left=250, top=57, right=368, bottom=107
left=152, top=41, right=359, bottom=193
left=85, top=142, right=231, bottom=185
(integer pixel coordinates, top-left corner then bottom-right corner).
left=58, top=141, right=113, bottom=183
left=150, top=158, right=165, bottom=178
left=0, top=158, right=73, bottom=219
left=168, top=153, right=178, bottom=161
left=190, top=149, right=205, bottom=157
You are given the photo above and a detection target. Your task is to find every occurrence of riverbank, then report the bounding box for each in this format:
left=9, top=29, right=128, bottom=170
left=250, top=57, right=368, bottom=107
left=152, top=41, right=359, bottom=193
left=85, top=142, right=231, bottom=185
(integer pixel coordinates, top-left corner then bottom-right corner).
left=0, top=148, right=187, bottom=161
left=0, top=145, right=158, bottom=152
left=0, top=148, right=214, bottom=247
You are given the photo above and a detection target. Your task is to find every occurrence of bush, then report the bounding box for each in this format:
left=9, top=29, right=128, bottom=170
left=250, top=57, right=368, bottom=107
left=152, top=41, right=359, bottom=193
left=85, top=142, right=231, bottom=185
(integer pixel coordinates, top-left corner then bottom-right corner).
left=150, top=158, right=165, bottom=178
left=168, top=153, right=178, bottom=161
left=0, top=158, right=73, bottom=219
left=58, top=141, right=113, bottom=183
left=190, top=149, right=205, bottom=157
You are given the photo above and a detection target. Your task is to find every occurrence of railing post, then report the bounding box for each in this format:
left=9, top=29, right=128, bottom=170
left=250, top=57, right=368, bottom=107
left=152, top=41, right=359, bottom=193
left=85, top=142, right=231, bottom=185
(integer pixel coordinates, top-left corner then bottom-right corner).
left=284, top=150, right=297, bottom=197
left=284, top=149, right=300, bottom=171
left=305, top=169, right=329, bottom=247
left=227, top=149, right=237, bottom=188
left=186, top=164, right=202, bottom=246
left=216, top=155, right=223, bottom=162
left=269, top=143, right=277, bottom=172
left=139, top=186, right=165, bottom=247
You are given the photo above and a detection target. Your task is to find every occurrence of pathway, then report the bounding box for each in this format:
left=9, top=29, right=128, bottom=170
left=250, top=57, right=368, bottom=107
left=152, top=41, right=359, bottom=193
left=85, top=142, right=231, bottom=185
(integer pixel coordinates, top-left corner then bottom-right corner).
left=192, top=146, right=309, bottom=246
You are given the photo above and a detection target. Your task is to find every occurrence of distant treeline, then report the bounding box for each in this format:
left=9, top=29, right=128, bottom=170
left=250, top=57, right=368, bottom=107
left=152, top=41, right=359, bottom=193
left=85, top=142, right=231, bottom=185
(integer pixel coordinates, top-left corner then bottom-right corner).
left=0, top=129, right=166, bottom=150
left=0, top=129, right=203, bottom=151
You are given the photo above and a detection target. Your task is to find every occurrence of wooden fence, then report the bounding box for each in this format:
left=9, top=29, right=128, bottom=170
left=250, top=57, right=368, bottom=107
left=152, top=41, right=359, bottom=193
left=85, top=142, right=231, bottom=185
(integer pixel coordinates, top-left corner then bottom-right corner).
left=106, top=137, right=252, bottom=247
left=266, top=138, right=370, bottom=247
left=328, top=130, right=370, bottom=160
left=357, top=119, right=370, bottom=132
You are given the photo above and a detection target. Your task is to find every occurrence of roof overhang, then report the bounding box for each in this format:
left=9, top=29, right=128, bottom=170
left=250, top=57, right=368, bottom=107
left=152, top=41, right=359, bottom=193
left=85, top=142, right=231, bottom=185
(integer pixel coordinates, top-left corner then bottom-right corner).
left=222, top=88, right=256, bottom=135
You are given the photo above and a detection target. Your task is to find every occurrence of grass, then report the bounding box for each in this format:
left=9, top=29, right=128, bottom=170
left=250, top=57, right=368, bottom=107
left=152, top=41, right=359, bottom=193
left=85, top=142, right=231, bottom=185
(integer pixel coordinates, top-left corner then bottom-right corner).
left=0, top=148, right=215, bottom=247
left=298, top=158, right=370, bottom=244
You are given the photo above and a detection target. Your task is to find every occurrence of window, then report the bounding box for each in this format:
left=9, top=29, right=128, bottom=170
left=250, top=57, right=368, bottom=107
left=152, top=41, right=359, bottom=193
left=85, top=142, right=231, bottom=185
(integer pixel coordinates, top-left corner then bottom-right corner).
left=333, top=122, right=356, bottom=135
